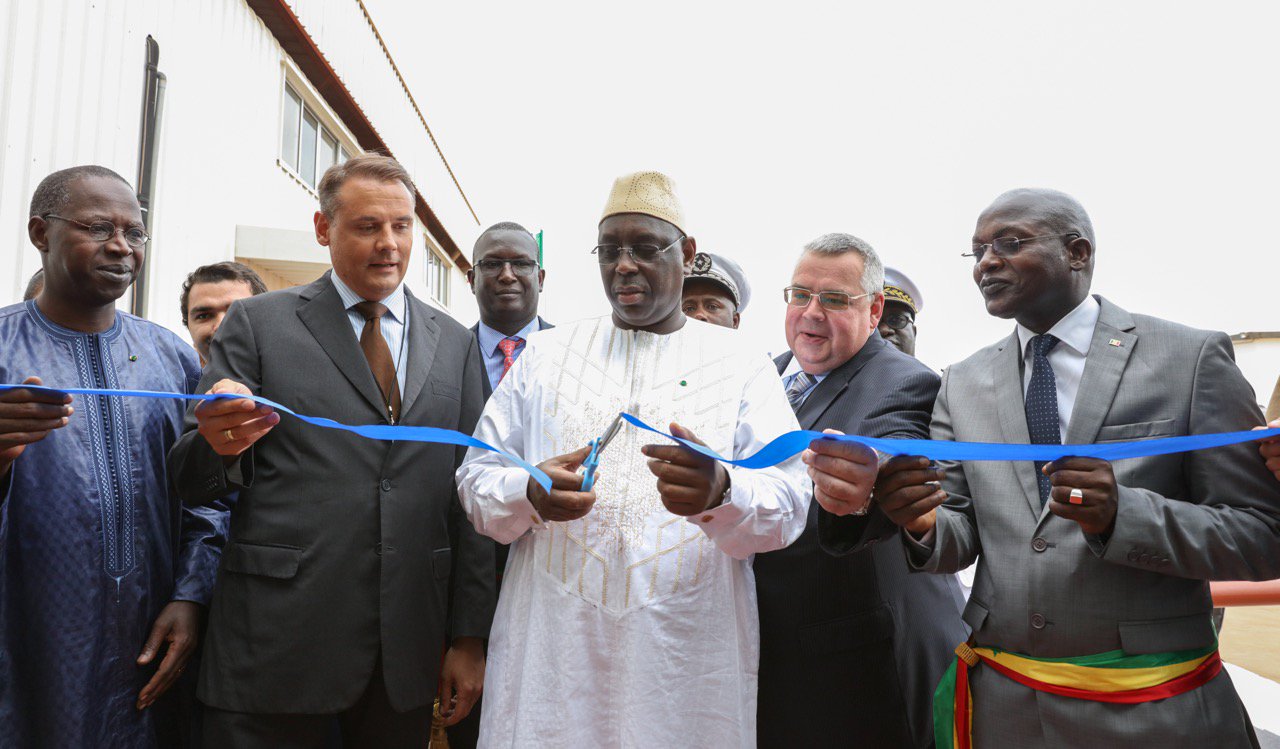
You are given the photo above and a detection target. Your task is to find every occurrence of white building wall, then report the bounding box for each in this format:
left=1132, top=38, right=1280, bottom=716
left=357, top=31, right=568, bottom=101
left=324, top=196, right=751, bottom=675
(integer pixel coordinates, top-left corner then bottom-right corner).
left=0, top=0, right=475, bottom=340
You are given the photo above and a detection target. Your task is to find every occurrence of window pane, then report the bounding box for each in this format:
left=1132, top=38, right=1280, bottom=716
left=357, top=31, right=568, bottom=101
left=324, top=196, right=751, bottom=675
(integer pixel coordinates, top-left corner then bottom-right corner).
left=300, top=109, right=319, bottom=186
left=318, top=129, right=338, bottom=182
left=282, top=86, right=302, bottom=171
left=339, top=146, right=351, bottom=164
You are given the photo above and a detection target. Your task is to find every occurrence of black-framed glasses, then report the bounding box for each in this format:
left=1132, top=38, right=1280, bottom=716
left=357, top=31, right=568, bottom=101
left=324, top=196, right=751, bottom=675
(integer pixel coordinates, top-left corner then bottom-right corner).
left=475, top=258, right=540, bottom=277
left=962, top=232, right=1079, bottom=264
left=44, top=214, right=150, bottom=248
left=591, top=236, right=683, bottom=265
left=783, top=286, right=872, bottom=312
left=880, top=310, right=916, bottom=330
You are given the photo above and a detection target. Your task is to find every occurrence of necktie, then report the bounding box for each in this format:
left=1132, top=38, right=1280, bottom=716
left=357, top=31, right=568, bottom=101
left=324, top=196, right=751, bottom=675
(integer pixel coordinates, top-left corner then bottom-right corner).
left=1024, top=334, right=1061, bottom=506
left=353, top=301, right=401, bottom=424
left=785, top=371, right=816, bottom=412
left=497, top=337, right=522, bottom=382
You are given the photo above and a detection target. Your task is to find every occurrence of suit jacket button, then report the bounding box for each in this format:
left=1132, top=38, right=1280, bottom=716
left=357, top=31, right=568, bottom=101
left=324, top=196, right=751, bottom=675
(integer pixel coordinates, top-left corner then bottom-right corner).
left=375, top=543, right=383, bottom=555
left=1030, top=613, right=1046, bottom=629
left=1031, top=537, right=1048, bottom=553
left=1127, top=549, right=1141, bottom=562
left=380, top=479, right=392, bottom=492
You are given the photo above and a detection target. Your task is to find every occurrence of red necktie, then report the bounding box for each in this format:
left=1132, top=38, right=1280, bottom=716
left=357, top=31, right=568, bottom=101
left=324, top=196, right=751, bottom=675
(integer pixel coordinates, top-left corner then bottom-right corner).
left=497, top=337, right=522, bottom=381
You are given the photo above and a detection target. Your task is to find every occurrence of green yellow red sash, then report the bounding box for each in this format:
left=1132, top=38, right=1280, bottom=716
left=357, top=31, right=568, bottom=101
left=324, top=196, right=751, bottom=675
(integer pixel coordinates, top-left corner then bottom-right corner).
left=934, top=641, right=1222, bottom=749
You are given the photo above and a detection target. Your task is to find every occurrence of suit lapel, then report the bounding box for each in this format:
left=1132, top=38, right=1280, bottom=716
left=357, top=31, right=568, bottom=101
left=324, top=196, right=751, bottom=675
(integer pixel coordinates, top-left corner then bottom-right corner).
left=400, top=290, right=441, bottom=418
left=1063, top=297, right=1136, bottom=446
left=296, top=273, right=389, bottom=421
left=792, top=335, right=884, bottom=429
left=992, top=331, right=1044, bottom=518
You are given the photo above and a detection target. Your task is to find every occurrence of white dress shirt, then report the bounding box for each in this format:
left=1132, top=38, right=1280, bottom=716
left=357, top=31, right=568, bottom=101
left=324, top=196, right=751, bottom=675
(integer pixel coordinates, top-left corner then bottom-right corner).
left=1015, top=295, right=1101, bottom=441
left=330, top=272, right=409, bottom=397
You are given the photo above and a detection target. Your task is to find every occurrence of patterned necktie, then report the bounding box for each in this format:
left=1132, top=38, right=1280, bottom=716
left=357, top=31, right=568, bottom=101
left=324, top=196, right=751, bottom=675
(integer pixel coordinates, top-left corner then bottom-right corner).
left=1025, top=334, right=1061, bottom=506
left=353, top=301, right=401, bottom=424
left=785, top=371, right=816, bottom=412
left=497, top=337, right=523, bottom=381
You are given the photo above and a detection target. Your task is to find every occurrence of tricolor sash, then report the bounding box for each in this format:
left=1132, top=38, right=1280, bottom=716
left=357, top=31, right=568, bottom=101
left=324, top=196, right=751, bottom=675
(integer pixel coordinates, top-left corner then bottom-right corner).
left=934, top=640, right=1222, bottom=749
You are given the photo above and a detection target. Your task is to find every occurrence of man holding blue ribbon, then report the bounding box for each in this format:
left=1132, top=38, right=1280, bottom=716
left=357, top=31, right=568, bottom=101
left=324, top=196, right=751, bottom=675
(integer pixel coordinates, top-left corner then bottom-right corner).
left=456, top=171, right=809, bottom=747
left=817, top=188, right=1280, bottom=748
left=168, top=154, right=494, bottom=748
left=0, top=166, right=224, bottom=746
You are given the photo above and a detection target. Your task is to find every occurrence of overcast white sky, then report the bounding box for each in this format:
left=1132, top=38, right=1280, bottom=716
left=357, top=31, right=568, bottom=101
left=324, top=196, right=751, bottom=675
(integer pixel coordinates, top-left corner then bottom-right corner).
left=366, top=0, right=1278, bottom=373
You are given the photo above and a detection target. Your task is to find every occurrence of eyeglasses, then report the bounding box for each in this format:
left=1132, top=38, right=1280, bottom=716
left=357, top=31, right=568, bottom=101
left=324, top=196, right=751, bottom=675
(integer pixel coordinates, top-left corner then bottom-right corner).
left=783, top=286, right=872, bottom=312
left=962, top=232, right=1079, bottom=264
left=475, top=258, right=540, bottom=276
left=44, top=214, right=150, bottom=248
left=880, top=310, right=916, bottom=330
left=591, top=236, right=683, bottom=265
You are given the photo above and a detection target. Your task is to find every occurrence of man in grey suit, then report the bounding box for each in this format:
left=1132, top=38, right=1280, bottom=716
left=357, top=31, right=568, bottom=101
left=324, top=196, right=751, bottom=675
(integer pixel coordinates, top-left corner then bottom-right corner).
left=756, top=233, right=965, bottom=748
left=815, top=188, right=1280, bottom=747
left=169, top=154, right=494, bottom=748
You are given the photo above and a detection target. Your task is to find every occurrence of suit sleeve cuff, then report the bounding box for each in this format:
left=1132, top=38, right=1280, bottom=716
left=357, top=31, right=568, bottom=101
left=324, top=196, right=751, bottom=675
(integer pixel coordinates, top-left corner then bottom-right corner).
left=903, top=526, right=937, bottom=569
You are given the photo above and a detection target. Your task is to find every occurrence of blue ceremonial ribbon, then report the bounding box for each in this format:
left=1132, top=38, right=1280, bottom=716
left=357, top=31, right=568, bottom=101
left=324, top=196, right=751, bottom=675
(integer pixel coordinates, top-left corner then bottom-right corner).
left=4, top=384, right=1277, bottom=487
left=0, top=384, right=552, bottom=491
left=620, top=414, right=1280, bottom=466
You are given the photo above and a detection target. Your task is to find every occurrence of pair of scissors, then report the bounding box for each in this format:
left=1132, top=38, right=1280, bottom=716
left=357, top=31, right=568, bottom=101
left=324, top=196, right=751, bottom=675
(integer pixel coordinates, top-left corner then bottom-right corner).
left=579, top=414, right=624, bottom=491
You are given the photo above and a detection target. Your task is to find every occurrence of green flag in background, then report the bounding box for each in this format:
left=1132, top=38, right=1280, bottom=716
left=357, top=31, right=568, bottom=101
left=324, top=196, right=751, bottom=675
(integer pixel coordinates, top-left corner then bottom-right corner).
left=536, top=230, right=544, bottom=265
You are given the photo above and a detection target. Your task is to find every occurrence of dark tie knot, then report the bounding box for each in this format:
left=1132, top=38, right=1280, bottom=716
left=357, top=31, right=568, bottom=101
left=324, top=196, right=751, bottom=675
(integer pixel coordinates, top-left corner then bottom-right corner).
left=353, top=301, right=389, bottom=321
left=1031, top=334, right=1060, bottom=358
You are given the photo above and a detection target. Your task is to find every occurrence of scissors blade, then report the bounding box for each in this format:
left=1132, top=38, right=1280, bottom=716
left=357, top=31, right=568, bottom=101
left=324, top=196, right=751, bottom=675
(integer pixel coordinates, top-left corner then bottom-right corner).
left=595, top=414, right=625, bottom=455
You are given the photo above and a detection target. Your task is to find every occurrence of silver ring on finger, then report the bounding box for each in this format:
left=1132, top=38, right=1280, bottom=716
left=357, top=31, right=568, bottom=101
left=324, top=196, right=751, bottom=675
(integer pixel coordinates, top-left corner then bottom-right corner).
left=1068, top=487, right=1085, bottom=505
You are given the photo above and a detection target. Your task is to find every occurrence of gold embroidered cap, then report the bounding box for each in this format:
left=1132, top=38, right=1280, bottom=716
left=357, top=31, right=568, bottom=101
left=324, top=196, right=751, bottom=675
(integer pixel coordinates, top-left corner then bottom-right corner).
left=883, top=266, right=923, bottom=314
left=599, top=171, right=685, bottom=234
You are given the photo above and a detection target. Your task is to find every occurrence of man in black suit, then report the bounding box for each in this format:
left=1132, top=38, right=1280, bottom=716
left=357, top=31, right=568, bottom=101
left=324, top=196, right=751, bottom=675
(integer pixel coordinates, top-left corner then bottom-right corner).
left=449, top=221, right=551, bottom=749
left=754, top=233, right=966, bottom=748
left=169, top=154, right=494, bottom=748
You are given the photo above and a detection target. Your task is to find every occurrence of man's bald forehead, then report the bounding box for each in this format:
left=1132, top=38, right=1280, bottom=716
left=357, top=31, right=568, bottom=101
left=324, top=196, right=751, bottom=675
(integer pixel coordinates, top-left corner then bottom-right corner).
left=980, top=187, right=1095, bottom=245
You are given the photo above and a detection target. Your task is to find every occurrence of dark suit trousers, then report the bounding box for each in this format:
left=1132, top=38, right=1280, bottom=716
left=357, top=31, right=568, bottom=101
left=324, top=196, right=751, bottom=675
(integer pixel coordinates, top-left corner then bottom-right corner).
left=202, top=655, right=431, bottom=749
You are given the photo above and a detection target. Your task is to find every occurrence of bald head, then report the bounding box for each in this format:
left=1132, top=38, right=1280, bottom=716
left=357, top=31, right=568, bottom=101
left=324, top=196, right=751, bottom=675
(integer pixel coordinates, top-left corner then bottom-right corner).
left=971, top=187, right=1097, bottom=333
left=982, top=188, right=1096, bottom=260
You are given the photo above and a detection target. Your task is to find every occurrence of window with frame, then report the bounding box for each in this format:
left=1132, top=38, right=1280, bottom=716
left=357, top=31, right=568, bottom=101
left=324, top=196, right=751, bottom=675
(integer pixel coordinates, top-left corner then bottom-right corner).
left=426, top=246, right=450, bottom=306
left=281, top=82, right=351, bottom=187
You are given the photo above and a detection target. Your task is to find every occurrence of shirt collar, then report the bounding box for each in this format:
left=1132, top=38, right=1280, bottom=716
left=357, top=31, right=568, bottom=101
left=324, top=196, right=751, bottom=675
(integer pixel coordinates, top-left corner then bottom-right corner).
left=478, top=317, right=540, bottom=355
left=331, top=271, right=406, bottom=324
left=782, top=354, right=828, bottom=383
left=1016, top=294, right=1100, bottom=357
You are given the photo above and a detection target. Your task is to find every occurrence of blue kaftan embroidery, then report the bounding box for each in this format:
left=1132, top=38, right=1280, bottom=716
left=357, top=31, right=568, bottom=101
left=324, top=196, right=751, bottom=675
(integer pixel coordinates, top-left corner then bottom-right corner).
left=0, top=301, right=227, bottom=748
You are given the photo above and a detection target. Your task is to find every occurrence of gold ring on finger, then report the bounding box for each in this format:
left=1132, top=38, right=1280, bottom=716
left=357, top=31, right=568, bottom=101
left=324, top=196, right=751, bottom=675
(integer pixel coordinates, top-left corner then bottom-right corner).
left=222, top=428, right=236, bottom=443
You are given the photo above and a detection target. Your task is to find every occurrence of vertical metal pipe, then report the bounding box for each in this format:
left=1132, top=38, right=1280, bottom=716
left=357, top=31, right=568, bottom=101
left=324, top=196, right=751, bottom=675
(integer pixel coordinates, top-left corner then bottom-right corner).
left=132, top=35, right=165, bottom=318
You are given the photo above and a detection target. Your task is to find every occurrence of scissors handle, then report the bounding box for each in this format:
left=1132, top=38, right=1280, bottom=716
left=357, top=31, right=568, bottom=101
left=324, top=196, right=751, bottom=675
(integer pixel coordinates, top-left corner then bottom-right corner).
left=580, top=438, right=602, bottom=491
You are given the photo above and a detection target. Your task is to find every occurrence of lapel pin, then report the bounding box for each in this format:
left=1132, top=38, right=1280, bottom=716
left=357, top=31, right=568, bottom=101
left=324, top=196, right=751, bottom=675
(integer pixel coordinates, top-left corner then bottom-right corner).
left=1108, top=339, right=1122, bottom=347
left=128, top=354, right=138, bottom=362
left=679, top=380, right=688, bottom=387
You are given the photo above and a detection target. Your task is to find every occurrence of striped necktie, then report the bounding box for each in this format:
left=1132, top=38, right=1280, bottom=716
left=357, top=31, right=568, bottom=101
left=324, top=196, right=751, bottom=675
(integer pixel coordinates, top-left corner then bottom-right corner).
left=786, top=371, right=816, bottom=412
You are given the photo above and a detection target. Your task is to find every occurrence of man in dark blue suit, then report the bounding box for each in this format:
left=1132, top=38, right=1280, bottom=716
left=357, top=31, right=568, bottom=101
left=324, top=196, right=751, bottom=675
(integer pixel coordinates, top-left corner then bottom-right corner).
left=754, top=233, right=966, bottom=748
left=466, top=223, right=552, bottom=398
left=451, top=222, right=551, bottom=748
